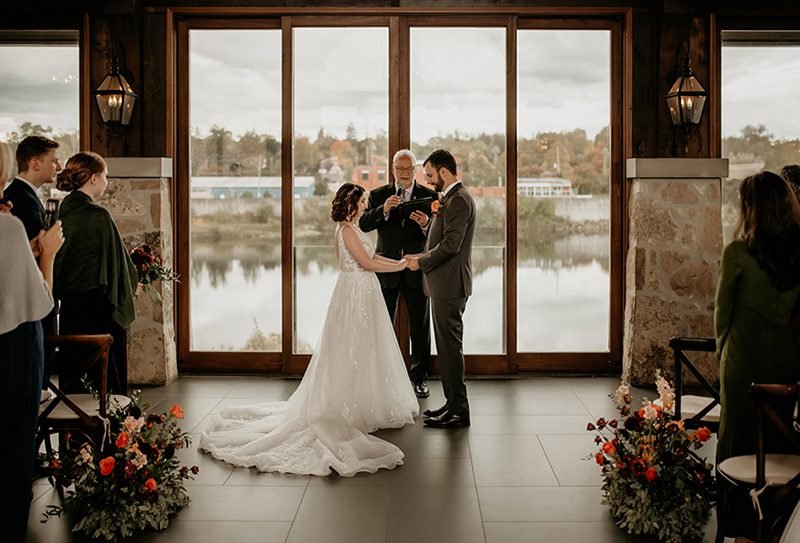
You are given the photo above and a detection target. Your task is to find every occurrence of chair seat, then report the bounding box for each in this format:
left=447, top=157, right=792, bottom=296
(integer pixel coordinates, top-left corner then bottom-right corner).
left=40, top=390, right=55, bottom=404
left=780, top=499, right=800, bottom=543
left=718, top=454, right=800, bottom=486
left=680, top=394, right=721, bottom=422
left=40, top=393, right=132, bottom=420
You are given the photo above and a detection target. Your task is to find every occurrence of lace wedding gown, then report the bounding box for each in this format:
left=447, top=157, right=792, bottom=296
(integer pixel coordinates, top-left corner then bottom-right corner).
left=199, top=223, right=419, bottom=476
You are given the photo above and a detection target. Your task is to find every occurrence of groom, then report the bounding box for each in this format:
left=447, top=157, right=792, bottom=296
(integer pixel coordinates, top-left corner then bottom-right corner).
left=407, top=149, right=475, bottom=428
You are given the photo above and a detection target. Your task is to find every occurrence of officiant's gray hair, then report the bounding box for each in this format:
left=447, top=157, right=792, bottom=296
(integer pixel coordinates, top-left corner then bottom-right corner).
left=392, top=149, right=417, bottom=166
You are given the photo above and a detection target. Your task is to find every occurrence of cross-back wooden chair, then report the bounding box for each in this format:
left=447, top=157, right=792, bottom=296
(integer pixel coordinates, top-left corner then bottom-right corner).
left=669, top=336, right=721, bottom=432
left=36, top=334, right=132, bottom=457
left=716, top=383, right=800, bottom=543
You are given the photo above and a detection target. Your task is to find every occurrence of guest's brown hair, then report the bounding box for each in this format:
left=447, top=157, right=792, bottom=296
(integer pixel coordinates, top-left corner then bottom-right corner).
left=330, top=183, right=365, bottom=222
left=56, top=152, right=107, bottom=192
left=16, top=135, right=59, bottom=172
left=737, top=171, right=800, bottom=291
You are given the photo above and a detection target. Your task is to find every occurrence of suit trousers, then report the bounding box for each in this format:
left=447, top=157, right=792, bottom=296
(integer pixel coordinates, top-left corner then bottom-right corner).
left=0, top=320, right=44, bottom=543
left=381, top=277, right=431, bottom=384
left=431, top=296, right=469, bottom=416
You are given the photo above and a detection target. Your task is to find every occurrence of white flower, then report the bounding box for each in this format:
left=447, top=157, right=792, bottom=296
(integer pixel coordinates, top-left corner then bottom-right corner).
left=613, top=383, right=631, bottom=407
left=79, top=444, right=93, bottom=464
left=655, top=374, right=675, bottom=413
left=123, top=416, right=145, bottom=434
left=641, top=401, right=659, bottom=421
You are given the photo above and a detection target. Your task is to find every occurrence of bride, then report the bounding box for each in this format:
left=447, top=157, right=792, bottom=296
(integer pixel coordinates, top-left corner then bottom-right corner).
left=200, top=183, right=419, bottom=476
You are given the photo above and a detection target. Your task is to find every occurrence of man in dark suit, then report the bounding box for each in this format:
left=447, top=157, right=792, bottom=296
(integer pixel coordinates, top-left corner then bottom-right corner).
left=360, top=149, right=437, bottom=398
left=407, top=149, right=475, bottom=428
left=1, top=135, right=61, bottom=240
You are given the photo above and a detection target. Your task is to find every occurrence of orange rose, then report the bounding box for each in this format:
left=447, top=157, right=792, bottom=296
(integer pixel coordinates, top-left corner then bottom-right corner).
left=99, top=456, right=116, bottom=476
left=645, top=466, right=657, bottom=481
left=595, top=452, right=604, bottom=465
left=692, top=427, right=711, bottom=442
left=601, top=441, right=616, bottom=456
left=170, top=404, right=185, bottom=419
left=431, top=200, right=441, bottom=214
left=145, top=478, right=157, bottom=491
left=115, top=431, right=130, bottom=448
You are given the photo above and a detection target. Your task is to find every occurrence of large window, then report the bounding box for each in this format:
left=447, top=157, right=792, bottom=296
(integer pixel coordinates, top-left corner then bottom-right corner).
left=516, top=30, right=611, bottom=353
left=188, top=29, right=282, bottom=351
left=0, top=34, right=79, bottom=165
left=721, top=34, right=800, bottom=243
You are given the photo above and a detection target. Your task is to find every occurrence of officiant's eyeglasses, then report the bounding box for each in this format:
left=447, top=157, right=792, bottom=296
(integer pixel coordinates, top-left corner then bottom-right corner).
left=393, top=165, right=416, bottom=173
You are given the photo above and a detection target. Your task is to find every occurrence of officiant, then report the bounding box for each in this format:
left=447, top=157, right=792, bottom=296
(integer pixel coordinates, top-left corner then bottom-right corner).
left=360, top=149, right=437, bottom=398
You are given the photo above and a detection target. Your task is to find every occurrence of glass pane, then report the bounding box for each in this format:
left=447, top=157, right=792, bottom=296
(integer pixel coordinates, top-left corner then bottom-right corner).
left=189, top=30, right=282, bottom=351
left=517, top=30, right=611, bottom=353
left=293, top=27, right=388, bottom=353
left=411, top=27, right=506, bottom=355
left=0, top=42, right=79, bottom=167
left=722, top=44, right=800, bottom=244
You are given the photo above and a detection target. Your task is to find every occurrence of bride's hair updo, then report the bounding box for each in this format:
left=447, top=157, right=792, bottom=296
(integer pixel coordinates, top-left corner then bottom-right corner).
left=330, top=182, right=365, bottom=222
left=56, top=151, right=106, bottom=192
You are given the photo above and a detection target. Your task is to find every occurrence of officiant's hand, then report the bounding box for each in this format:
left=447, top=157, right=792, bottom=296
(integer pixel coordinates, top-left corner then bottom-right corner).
left=383, top=195, right=401, bottom=214
left=405, top=255, right=421, bottom=271
left=409, top=210, right=429, bottom=228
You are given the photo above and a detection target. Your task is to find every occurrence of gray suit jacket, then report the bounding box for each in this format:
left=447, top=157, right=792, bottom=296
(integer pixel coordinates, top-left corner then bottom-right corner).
left=419, top=183, right=475, bottom=299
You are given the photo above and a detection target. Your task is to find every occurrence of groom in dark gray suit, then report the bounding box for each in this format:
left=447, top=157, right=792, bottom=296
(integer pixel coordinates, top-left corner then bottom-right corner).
left=407, top=149, right=475, bottom=428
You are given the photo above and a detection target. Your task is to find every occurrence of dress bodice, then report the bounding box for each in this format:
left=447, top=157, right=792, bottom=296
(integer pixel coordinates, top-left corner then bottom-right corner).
left=336, top=223, right=375, bottom=272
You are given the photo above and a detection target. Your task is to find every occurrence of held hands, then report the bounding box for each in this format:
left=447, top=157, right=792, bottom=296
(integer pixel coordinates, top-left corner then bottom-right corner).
left=404, top=254, right=421, bottom=271
left=383, top=195, right=402, bottom=215
left=37, top=220, right=64, bottom=260
left=409, top=210, right=429, bottom=228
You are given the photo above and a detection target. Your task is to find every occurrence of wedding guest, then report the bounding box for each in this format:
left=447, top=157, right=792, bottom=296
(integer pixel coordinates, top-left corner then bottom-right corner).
left=0, top=140, right=63, bottom=543
left=359, top=149, right=437, bottom=398
left=715, top=171, right=800, bottom=541
left=53, top=152, right=137, bottom=394
left=780, top=163, right=800, bottom=200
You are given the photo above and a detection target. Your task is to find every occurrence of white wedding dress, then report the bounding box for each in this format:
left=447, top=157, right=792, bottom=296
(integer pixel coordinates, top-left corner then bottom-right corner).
left=199, top=223, right=419, bottom=476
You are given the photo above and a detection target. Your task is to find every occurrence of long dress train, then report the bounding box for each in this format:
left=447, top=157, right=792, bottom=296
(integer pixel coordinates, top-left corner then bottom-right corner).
left=199, top=223, right=419, bottom=476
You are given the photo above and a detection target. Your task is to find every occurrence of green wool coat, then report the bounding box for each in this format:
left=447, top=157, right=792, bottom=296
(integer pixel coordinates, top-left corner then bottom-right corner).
left=715, top=239, right=800, bottom=463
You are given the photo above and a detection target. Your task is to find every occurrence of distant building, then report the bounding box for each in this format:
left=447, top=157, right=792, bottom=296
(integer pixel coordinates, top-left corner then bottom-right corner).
left=517, top=177, right=575, bottom=197
left=190, top=176, right=315, bottom=199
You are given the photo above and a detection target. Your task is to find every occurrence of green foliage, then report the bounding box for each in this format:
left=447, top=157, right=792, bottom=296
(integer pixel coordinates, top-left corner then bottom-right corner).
left=40, top=394, right=198, bottom=542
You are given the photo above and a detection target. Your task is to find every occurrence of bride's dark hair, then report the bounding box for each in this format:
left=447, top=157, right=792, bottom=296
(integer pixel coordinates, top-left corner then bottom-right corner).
left=330, top=183, right=365, bottom=222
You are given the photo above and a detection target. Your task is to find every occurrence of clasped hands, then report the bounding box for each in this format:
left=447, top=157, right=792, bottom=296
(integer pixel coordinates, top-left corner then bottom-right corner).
left=403, top=253, right=422, bottom=271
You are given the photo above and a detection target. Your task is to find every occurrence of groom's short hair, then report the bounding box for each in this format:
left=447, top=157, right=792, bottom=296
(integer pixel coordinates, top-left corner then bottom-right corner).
left=424, top=149, right=457, bottom=177
left=392, top=149, right=417, bottom=166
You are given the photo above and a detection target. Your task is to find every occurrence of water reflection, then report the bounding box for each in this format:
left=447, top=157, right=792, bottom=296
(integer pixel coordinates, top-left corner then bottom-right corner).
left=190, top=233, right=609, bottom=353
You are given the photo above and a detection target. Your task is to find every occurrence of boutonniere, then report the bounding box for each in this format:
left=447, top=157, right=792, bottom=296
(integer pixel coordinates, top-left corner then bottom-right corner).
left=430, top=200, right=441, bottom=217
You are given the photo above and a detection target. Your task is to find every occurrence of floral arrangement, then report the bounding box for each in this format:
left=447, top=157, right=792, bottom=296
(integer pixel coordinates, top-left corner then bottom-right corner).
left=588, top=374, right=716, bottom=543
left=41, top=396, right=198, bottom=542
left=129, top=244, right=179, bottom=301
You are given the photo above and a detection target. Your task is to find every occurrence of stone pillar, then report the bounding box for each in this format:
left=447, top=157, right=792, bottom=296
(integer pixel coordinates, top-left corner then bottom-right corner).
left=623, top=158, right=729, bottom=386
left=99, top=158, right=177, bottom=385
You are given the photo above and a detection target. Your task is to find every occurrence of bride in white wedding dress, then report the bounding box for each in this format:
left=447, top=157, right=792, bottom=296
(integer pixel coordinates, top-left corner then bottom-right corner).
left=200, top=183, right=419, bottom=476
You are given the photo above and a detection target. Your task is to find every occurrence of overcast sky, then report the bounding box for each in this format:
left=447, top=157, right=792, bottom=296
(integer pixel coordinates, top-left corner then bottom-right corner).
left=1, top=37, right=798, bottom=144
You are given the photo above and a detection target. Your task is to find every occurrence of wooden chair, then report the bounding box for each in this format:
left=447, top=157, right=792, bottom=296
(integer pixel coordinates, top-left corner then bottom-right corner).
left=716, top=383, right=800, bottom=543
left=669, top=336, right=721, bottom=431
left=36, top=334, right=132, bottom=457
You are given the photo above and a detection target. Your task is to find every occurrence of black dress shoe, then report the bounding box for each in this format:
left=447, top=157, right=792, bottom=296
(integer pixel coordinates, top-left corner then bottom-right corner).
left=423, top=404, right=447, bottom=418
left=414, top=382, right=430, bottom=398
left=423, top=411, right=470, bottom=428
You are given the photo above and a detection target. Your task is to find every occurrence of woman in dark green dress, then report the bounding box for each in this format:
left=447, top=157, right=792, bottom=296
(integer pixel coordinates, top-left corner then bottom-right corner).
left=715, top=171, right=800, bottom=540
left=53, top=152, right=137, bottom=394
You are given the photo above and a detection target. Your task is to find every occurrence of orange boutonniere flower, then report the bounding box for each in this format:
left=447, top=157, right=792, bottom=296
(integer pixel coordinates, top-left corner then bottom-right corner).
left=430, top=200, right=441, bottom=215
left=169, top=404, right=185, bottom=419
left=99, top=456, right=116, bottom=476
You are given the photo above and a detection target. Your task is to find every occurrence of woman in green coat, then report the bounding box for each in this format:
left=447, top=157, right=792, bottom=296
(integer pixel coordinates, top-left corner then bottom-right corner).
left=715, top=170, right=800, bottom=541
left=53, top=151, right=138, bottom=394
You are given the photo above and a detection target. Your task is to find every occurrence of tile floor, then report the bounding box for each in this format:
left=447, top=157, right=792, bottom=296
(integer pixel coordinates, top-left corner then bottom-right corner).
left=26, top=375, right=725, bottom=543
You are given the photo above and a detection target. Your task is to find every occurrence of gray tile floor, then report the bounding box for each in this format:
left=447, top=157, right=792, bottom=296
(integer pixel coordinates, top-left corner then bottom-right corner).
left=26, top=376, right=725, bottom=543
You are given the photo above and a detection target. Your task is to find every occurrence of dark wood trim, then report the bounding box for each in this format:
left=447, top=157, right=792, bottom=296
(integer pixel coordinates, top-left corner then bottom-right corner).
left=517, top=352, right=617, bottom=373
left=406, top=15, right=512, bottom=27
left=175, top=17, right=191, bottom=369
left=506, top=15, right=518, bottom=373
left=177, top=18, right=280, bottom=29
left=609, top=15, right=625, bottom=366
left=285, top=15, right=390, bottom=27
left=517, top=17, right=622, bottom=29
left=80, top=14, right=91, bottom=151
left=158, top=7, right=631, bottom=17
left=709, top=14, right=721, bottom=160
left=185, top=352, right=282, bottom=373
left=281, top=16, right=294, bottom=372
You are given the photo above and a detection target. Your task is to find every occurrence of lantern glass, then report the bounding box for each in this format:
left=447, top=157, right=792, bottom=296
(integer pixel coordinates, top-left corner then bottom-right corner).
left=94, top=70, right=137, bottom=126
left=666, top=73, right=707, bottom=126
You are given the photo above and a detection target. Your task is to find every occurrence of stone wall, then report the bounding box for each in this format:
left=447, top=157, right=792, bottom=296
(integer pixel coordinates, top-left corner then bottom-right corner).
left=623, top=159, right=728, bottom=386
left=99, top=158, right=177, bottom=385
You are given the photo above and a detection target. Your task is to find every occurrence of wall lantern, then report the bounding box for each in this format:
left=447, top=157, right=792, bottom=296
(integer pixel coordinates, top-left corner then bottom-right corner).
left=665, top=38, right=707, bottom=128
left=94, top=48, right=137, bottom=132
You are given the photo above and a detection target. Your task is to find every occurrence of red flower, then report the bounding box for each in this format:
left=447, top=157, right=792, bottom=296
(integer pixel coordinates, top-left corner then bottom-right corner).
left=170, top=404, right=185, bottom=419
left=99, top=456, right=116, bottom=476
left=115, top=431, right=130, bottom=449
left=144, top=478, right=157, bottom=491
left=645, top=466, right=657, bottom=481
left=602, top=441, right=616, bottom=456
left=692, top=427, right=711, bottom=443
left=595, top=452, right=605, bottom=465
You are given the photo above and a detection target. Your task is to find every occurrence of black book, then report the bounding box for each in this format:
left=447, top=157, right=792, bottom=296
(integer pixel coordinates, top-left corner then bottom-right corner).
left=395, top=196, right=435, bottom=218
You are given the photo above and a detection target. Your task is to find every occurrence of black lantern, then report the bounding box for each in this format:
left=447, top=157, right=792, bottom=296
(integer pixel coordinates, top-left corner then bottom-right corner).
left=94, top=50, right=137, bottom=130
left=665, top=39, right=707, bottom=127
